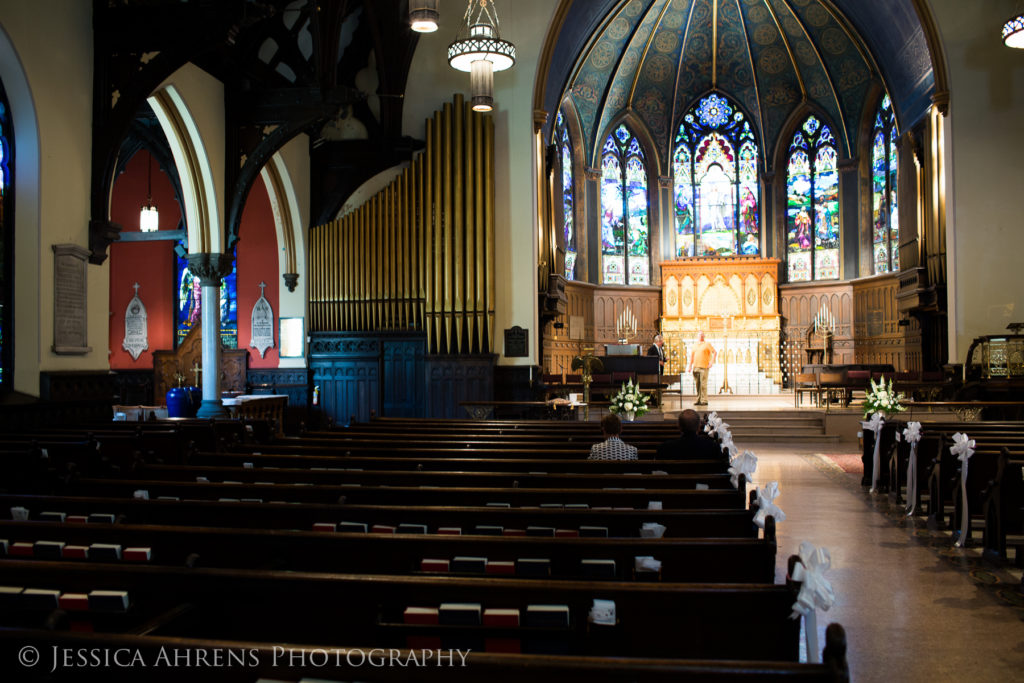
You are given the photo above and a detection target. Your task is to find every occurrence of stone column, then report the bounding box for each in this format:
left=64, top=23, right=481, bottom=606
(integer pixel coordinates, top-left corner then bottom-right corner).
left=187, top=253, right=234, bottom=419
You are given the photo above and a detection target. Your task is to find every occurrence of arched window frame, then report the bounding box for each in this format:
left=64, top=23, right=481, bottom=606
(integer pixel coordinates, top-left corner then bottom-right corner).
left=673, top=92, right=760, bottom=258
left=600, top=123, right=650, bottom=286
left=555, top=111, right=577, bottom=280
left=871, top=94, right=899, bottom=274
left=785, top=114, right=840, bottom=282
left=0, top=78, right=13, bottom=392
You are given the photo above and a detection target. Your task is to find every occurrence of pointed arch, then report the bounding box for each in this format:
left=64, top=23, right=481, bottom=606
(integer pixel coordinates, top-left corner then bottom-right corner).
left=868, top=92, right=899, bottom=274
left=783, top=111, right=840, bottom=282
left=598, top=120, right=651, bottom=286
left=147, top=84, right=221, bottom=255
left=672, top=90, right=761, bottom=259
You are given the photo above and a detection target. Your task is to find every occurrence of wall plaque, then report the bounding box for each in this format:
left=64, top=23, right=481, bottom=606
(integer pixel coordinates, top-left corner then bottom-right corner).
left=122, top=282, right=149, bottom=361
left=249, top=281, right=275, bottom=358
left=52, top=243, right=92, bottom=354
left=504, top=326, right=528, bottom=357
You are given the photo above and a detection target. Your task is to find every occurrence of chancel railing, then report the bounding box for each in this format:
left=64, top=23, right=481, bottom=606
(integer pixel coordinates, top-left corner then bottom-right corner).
left=310, top=94, right=495, bottom=355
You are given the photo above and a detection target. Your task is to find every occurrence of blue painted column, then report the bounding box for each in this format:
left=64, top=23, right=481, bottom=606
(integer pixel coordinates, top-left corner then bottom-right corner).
left=187, top=253, right=233, bottom=419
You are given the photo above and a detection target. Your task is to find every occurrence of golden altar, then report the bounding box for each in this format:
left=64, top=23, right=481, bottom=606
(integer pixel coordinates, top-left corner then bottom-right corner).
left=659, top=257, right=782, bottom=386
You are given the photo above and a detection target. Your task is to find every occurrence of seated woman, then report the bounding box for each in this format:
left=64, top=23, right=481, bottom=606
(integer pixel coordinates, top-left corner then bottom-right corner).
left=588, top=413, right=638, bottom=461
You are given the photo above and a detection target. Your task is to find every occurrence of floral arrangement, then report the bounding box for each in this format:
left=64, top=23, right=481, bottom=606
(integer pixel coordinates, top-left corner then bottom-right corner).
left=608, top=379, right=651, bottom=419
left=863, top=377, right=906, bottom=418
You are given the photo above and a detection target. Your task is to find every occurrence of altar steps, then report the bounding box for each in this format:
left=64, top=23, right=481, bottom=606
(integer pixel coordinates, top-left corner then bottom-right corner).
left=655, top=410, right=838, bottom=443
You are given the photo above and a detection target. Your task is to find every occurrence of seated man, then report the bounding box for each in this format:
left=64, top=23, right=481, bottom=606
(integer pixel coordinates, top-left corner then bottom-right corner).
left=656, top=409, right=726, bottom=462
left=588, top=413, right=638, bottom=461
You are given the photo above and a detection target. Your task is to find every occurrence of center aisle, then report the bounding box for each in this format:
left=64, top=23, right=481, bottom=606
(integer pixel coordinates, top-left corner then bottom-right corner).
left=752, top=444, right=1024, bottom=682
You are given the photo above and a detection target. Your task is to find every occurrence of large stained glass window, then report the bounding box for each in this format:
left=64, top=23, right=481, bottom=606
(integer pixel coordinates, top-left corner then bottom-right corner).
left=0, top=80, right=12, bottom=391
left=175, top=242, right=238, bottom=348
left=786, top=115, right=839, bottom=282
left=600, top=124, right=649, bottom=285
left=556, top=112, right=576, bottom=280
left=673, top=93, right=759, bottom=258
left=872, top=95, right=899, bottom=274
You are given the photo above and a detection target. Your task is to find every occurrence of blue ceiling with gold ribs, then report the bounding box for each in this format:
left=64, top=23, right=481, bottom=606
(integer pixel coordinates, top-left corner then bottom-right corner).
left=564, top=0, right=897, bottom=172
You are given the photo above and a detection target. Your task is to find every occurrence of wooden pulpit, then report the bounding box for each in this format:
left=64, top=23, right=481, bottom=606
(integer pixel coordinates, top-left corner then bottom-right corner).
left=153, top=326, right=248, bottom=403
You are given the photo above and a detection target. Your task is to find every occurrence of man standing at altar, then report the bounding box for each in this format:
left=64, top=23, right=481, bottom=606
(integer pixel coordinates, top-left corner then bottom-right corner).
left=688, top=331, right=716, bottom=406
left=647, top=334, right=665, bottom=372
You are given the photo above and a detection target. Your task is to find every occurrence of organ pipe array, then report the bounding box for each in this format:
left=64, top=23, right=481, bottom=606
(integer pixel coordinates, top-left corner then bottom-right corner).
left=310, top=94, right=495, bottom=355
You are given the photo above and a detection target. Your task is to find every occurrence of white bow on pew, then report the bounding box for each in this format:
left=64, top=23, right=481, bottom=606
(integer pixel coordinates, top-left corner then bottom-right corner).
left=704, top=412, right=725, bottom=436
left=719, top=429, right=739, bottom=458
left=898, top=422, right=923, bottom=515
left=753, top=481, right=785, bottom=529
left=861, top=412, right=885, bottom=493
left=728, top=450, right=757, bottom=489
left=790, top=541, right=835, bottom=664
left=950, top=432, right=975, bottom=548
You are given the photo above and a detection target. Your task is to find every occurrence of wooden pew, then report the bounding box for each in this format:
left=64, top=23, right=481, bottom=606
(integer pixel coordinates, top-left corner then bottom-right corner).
left=0, top=494, right=760, bottom=539
left=0, top=519, right=778, bottom=583
left=68, top=478, right=749, bottom=510
left=0, top=560, right=802, bottom=661
left=125, top=463, right=736, bottom=491
left=191, top=451, right=728, bottom=474
left=0, top=629, right=850, bottom=682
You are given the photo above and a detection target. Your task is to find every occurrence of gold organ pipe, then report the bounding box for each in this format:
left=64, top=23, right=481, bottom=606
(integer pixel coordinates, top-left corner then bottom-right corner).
left=325, top=220, right=333, bottom=331
left=442, top=102, right=454, bottom=354
left=474, top=109, right=485, bottom=352
left=453, top=94, right=465, bottom=354
left=485, top=114, right=495, bottom=353
left=417, top=154, right=426, bottom=332
left=383, top=185, right=391, bottom=329
left=311, top=224, right=318, bottom=330
left=308, top=96, right=493, bottom=348
left=464, top=102, right=477, bottom=354
left=433, top=111, right=443, bottom=352
left=425, top=119, right=435, bottom=352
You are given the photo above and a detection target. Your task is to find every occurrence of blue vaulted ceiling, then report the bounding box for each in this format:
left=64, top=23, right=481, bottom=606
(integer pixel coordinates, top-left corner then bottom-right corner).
left=549, top=0, right=935, bottom=173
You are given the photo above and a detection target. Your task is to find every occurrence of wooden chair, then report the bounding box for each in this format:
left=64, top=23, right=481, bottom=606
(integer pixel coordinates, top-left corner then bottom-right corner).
left=793, top=373, right=820, bottom=408
left=819, top=371, right=848, bottom=410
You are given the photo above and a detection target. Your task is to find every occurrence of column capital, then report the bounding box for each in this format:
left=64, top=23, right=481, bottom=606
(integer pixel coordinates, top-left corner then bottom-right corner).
left=584, top=167, right=603, bottom=182
left=187, top=252, right=234, bottom=286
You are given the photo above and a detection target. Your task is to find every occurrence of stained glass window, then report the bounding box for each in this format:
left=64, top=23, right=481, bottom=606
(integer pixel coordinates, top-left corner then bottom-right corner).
left=601, top=124, right=649, bottom=285
left=872, top=95, right=899, bottom=274
left=556, top=112, right=576, bottom=280
left=673, top=92, right=760, bottom=258
left=175, top=242, right=238, bottom=348
left=0, top=80, right=12, bottom=391
left=786, top=115, right=839, bottom=282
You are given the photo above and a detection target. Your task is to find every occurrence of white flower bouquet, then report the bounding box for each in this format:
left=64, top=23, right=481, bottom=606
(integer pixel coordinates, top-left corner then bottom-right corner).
left=609, top=379, right=651, bottom=419
left=863, top=377, right=906, bottom=419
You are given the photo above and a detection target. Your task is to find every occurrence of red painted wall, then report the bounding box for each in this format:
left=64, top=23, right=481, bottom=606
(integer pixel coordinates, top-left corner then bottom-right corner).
left=236, top=177, right=281, bottom=369
left=108, top=151, right=178, bottom=369
left=108, top=152, right=282, bottom=371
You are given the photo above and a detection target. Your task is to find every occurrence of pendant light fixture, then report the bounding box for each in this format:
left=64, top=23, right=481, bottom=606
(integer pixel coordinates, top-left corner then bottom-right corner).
left=447, top=0, right=515, bottom=112
left=139, top=152, right=159, bottom=233
left=1003, top=13, right=1024, bottom=48
left=409, top=0, right=439, bottom=33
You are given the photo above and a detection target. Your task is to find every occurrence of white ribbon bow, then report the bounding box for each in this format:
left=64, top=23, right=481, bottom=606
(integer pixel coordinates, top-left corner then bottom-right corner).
left=753, top=481, right=785, bottom=529
left=861, top=412, right=885, bottom=492
left=728, top=450, right=757, bottom=488
left=902, top=422, right=922, bottom=516
left=790, top=541, right=835, bottom=664
left=719, top=429, right=739, bottom=458
left=704, top=412, right=721, bottom=435
left=950, top=432, right=975, bottom=547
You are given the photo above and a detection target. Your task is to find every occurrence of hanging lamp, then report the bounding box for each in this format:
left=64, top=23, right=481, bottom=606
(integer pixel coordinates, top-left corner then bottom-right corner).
left=1003, top=13, right=1024, bottom=48
left=139, top=152, right=159, bottom=232
left=409, top=0, right=439, bottom=33
left=447, top=0, right=515, bottom=112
